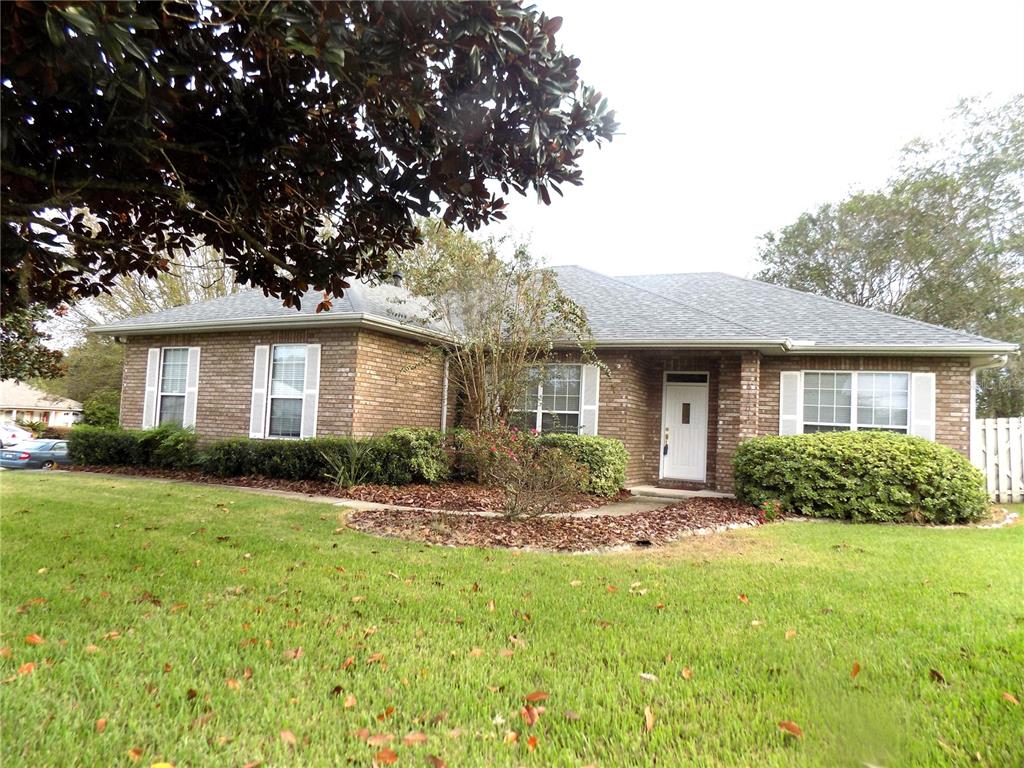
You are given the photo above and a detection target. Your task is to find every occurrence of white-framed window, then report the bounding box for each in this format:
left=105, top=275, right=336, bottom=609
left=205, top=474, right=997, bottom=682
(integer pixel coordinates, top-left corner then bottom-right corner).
left=158, top=348, right=189, bottom=426
left=266, top=344, right=306, bottom=439
left=511, top=364, right=582, bottom=434
left=802, top=371, right=909, bottom=434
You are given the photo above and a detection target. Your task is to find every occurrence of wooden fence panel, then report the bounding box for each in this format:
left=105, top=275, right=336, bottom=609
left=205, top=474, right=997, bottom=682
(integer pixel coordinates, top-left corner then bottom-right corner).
left=972, top=417, right=1024, bottom=503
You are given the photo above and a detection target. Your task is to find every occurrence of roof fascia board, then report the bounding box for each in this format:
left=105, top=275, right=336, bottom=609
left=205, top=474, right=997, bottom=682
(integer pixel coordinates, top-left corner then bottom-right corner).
left=90, top=313, right=451, bottom=344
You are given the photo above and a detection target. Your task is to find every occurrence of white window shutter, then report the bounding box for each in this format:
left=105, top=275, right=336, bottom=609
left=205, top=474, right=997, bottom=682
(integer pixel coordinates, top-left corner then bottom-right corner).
left=910, top=372, right=936, bottom=440
left=580, top=364, right=600, bottom=435
left=779, top=371, right=802, bottom=435
left=142, top=348, right=160, bottom=428
left=182, top=347, right=201, bottom=428
left=300, top=344, right=321, bottom=439
left=249, top=345, right=270, bottom=438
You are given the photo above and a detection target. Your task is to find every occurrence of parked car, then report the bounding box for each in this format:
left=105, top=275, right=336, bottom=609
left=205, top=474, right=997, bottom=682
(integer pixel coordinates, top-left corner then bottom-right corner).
left=0, top=422, right=32, bottom=447
left=0, top=440, right=70, bottom=469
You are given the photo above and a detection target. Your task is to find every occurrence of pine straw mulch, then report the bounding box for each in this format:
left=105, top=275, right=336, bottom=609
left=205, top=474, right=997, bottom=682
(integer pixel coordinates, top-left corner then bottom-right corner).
left=68, top=465, right=629, bottom=513
left=347, top=498, right=763, bottom=552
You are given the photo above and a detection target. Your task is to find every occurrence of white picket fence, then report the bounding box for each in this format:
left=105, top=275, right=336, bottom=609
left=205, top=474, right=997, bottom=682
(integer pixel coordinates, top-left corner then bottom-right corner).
left=972, top=417, right=1024, bottom=503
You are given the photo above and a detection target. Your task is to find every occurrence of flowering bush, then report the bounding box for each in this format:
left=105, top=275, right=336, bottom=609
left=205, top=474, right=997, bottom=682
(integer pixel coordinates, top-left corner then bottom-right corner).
left=458, top=423, right=586, bottom=519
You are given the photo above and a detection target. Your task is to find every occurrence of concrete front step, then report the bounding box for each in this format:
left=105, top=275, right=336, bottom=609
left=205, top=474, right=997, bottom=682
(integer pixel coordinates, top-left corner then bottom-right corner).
left=627, top=484, right=735, bottom=500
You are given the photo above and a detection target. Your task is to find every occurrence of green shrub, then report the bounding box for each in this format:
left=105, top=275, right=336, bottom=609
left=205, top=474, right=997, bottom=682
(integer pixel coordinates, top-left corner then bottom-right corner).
left=538, top=433, right=628, bottom=497
left=733, top=431, right=988, bottom=524
left=68, top=425, right=139, bottom=466
left=69, top=424, right=198, bottom=469
left=373, top=428, right=451, bottom=485
left=82, top=388, right=121, bottom=428
left=198, top=429, right=450, bottom=485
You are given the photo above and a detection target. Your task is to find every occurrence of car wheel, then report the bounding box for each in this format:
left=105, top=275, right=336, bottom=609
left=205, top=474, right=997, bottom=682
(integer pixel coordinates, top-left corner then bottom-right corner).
left=41, top=461, right=55, bottom=470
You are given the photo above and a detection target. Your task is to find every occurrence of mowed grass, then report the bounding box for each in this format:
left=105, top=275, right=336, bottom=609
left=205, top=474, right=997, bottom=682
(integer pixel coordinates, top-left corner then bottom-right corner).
left=1, top=473, right=1022, bottom=767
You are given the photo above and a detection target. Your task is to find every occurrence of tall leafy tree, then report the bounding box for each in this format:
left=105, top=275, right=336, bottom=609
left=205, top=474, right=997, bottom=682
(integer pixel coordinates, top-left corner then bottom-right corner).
left=1, top=0, right=616, bottom=354
left=757, top=95, right=1024, bottom=417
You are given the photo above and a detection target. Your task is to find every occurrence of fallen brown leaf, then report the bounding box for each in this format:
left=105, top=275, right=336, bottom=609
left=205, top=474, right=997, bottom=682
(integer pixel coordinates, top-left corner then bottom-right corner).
left=738, top=594, right=749, bottom=604
left=367, top=733, right=393, bottom=747
left=127, top=747, right=143, bottom=762
left=929, top=668, right=947, bottom=685
left=344, top=694, right=357, bottom=709
left=426, top=756, right=447, bottom=768
left=640, top=673, right=658, bottom=683
left=681, top=667, right=694, bottom=680
left=778, top=720, right=803, bottom=738
left=17, top=662, right=35, bottom=676
left=375, top=748, right=398, bottom=765
left=24, top=634, right=45, bottom=646
left=524, top=690, right=548, bottom=702
left=283, top=647, right=303, bottom=661
left=403, top=731, right=428, bottom=746
left=527, top=734, right=538, bottom=752
left=280, top=730, right=297, bottom=746
left=1002, top=691, right=1020, bottom=705
left=851, top=661, right=861, bottom=679
left=643, top=706, right=655, bottom=732
left=96, top=718, right=107, bottom=733
left=503, top=730, right=518, bottom=744
left=520, top=705, right=539, bottom=727
left=785, top=629, right=797, bottom=640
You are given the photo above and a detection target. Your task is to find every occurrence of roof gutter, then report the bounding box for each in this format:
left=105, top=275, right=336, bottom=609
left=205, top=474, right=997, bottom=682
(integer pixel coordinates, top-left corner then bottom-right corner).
left=785, top=342, right=1019, bottom=356
left=573, top=338, right=795, bottom=351
left=90, top=312, right=452, bottom=345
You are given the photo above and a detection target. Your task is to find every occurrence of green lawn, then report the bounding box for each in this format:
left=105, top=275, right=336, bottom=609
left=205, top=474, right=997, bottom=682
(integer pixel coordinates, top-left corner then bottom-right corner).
left=2, top=473, right=1022, bottom=767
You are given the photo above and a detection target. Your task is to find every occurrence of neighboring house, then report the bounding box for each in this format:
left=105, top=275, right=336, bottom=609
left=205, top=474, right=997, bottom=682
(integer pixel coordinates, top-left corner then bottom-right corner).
left=93, top=266, right=1018, bottom=492
left=0, top=380, right=83, bottom=427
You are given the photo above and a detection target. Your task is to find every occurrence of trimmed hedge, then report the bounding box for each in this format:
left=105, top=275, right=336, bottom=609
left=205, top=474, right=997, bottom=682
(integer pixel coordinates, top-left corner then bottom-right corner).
left=538, top=433, right=628, bottom=497
left=733, top=431, right=988, bottom=524
left=68, top=425, right=629, bottom=496
left=201, top=429, right=451, bottom=485
left=69, top=424, right=198, bottom=470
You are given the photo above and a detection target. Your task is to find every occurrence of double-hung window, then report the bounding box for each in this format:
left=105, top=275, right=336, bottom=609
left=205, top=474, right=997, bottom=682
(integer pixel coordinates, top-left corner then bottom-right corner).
left=267, top=344, right=306, bottom=438
left=158, top=348, right=189, bottom=426
left=511, top=364, right=582, bottom=434
left=802, top=371, right=909, bottom=434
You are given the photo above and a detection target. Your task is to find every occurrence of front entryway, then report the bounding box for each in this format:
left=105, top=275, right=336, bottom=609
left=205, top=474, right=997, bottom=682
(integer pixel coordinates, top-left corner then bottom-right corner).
left=660, top=378, right=709, bottom=482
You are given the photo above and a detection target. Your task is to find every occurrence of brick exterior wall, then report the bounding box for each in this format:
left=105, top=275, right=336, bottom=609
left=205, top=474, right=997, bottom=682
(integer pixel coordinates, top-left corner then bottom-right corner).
left=120, top=328, right=444, bottom=440
left=589, top=350, right=972, bottom=493
left=120, top=329, right=974, bottom=492
left=757, top=355, right=972, bottom=455
left=350, top=330, right=446, bottom=436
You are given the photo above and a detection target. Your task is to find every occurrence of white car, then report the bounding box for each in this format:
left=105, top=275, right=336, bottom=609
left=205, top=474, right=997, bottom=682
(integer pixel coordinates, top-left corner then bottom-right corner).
left=0, top=422, right=32, bottom=448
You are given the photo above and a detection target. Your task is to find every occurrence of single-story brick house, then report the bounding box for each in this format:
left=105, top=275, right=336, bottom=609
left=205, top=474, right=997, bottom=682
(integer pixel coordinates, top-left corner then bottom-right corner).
left=94, top=266, right=1017, bottom=492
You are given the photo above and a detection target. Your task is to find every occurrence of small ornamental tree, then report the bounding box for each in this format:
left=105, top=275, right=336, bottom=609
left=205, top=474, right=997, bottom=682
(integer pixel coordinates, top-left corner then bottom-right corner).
left=398, top=222, right=596, bottom=430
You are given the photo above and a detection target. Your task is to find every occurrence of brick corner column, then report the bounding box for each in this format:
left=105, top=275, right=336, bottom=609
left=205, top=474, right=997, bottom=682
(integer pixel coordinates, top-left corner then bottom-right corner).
left=715, top=351, right=761, bottom=492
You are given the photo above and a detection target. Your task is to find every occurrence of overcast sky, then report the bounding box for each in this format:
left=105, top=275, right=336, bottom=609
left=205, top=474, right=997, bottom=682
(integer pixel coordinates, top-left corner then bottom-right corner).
left=488, top=0, right=1024, bottom=278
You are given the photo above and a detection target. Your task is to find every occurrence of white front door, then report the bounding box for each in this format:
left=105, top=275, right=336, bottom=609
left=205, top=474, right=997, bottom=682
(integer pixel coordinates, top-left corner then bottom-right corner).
left=661, top=383, right=708, bottom=482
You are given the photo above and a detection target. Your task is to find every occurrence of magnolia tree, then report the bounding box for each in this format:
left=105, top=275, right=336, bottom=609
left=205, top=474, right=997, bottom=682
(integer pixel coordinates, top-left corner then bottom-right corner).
left=398, top=223, right=595, bottom=430
left=2, top=1, right=616, bottom=375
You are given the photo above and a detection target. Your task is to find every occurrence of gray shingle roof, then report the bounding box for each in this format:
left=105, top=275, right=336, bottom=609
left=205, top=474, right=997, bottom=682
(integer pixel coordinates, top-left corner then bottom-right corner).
left=615, top=271, right=1014, bottom=351
left=94, top=266, right=1016, bottom=354
left=95, top=278, right=445, bottom=336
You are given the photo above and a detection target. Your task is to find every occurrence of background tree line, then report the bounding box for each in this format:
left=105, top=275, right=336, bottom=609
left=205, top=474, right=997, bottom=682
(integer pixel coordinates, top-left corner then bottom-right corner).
left=757, top=94, right=1023, bottom=417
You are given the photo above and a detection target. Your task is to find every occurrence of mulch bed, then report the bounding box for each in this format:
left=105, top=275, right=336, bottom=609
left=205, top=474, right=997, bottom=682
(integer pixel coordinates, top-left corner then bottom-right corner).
left=67, top=465, right=629, bottom=513
left=347, top=498, right=763, bottom=552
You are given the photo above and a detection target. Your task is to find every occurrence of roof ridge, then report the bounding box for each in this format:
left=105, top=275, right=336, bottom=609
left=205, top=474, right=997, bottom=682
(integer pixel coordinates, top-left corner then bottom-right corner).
left=568, top=266, right=774, bottom=338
